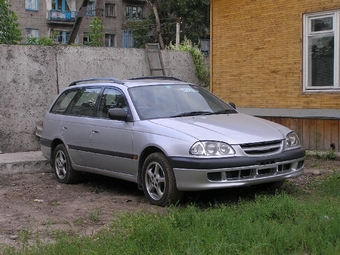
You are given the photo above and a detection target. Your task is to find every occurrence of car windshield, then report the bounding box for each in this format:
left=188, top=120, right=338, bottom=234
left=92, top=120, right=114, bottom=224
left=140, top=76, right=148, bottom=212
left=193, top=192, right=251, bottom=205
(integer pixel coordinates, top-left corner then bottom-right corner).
left=129, top=84, right=237, bottom=120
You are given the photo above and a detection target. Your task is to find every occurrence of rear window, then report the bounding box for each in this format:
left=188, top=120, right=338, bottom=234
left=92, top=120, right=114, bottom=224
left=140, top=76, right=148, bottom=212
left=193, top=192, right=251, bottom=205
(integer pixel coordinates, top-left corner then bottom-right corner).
left=50, top=90, right=77, bottom=114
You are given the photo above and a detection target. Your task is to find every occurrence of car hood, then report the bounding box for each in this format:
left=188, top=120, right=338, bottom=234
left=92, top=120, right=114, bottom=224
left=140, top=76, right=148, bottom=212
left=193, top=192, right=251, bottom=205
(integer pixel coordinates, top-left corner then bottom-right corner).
left=150, top=113, right=289, bottom=144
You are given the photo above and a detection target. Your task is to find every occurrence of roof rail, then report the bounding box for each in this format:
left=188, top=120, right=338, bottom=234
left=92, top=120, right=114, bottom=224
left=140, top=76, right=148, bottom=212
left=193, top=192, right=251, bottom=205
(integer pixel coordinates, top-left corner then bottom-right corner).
left=128, top=76, right=184, bottom=82
left=68, top=77, right=124, bottom=86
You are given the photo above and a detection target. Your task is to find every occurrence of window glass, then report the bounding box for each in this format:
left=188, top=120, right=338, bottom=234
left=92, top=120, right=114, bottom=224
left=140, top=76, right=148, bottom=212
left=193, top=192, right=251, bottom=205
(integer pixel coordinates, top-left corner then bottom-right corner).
left=122, top=29, right=134, bottom=48
left=304, top=12, right=338, bottom=91
left=105, top=3, right=115, bottom=17
left=105, top=34, right=116, bottom=47
left=97, top=88, right=128, bottom=118
left=25, top=0, right=38, bottom=10
left=129, top=85, right=235, bottom=120
left=311, top=17, right=333, bottom=32
left=51, top=90, right=77, bottom=114
left=68, top=88, right=101, bottom=117
left=126, top=6, right=142, bottom=19
left=308, top=35, right=334, bottom=86
left=86, top=1, right=95, bottom=15
left=25, top=28, right=39, bottom=40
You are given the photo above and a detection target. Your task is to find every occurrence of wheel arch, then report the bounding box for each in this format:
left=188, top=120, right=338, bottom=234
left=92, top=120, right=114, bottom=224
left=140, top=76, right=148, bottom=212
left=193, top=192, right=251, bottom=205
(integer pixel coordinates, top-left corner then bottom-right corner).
left=137, top=146, right=166, bottom=189
left=50, top=138, right=65, bottom=168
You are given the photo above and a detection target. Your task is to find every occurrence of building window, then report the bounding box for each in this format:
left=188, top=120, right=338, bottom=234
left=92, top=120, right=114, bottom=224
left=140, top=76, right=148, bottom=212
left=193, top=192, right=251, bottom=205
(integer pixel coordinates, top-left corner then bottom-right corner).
left=83, top=33, right=90, bottom=45
left=122, top=29, right=134, bottom=48
left=105, top=3, right=115, bottom=17
left=303, top=11, right=340, bottom=92
left=125, top=6, right=142, bottom=19
left=25, top=28, right=39, bottom=42
left=54, top=31, right=70, bottom=44
left=105, top=34, right=116, bottom=47
left=86, top=1, right=95, bottom=16
left=25, top=0, right=39, bottom=11
left=52, top=0, right=70, bottom=11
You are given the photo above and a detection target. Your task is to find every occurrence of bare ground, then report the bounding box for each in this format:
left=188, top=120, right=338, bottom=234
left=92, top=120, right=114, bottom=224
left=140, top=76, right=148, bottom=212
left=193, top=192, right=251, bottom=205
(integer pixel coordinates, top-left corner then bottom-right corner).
left=0, top=156, right=339, bottom=248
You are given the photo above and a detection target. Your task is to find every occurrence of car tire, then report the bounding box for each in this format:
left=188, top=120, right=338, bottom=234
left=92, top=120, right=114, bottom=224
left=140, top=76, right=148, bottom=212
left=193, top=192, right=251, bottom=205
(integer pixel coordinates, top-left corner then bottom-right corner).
left=53, top=144, right=80, bottom=184
left=142, top=152, right=183, bottom=206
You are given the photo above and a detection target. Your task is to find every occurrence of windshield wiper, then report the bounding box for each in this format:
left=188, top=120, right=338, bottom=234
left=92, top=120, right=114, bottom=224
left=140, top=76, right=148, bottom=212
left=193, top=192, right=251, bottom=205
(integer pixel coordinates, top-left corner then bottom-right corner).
left=171, top=111, right=213, bottom=118
left=213, top=109, right=237, bottom=114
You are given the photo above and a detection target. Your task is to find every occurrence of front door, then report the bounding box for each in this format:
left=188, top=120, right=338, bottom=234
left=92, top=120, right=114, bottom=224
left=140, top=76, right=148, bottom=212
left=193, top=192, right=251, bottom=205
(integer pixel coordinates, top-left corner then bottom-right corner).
left=89, top=88, right=137, bottom=176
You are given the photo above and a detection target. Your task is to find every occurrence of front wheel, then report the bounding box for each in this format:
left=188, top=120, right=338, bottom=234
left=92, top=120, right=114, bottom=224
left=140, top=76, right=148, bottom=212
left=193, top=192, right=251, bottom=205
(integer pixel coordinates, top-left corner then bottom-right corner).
left=53, top=144, right=80, bottom=184
left=142, top=152, right=183, bottom=206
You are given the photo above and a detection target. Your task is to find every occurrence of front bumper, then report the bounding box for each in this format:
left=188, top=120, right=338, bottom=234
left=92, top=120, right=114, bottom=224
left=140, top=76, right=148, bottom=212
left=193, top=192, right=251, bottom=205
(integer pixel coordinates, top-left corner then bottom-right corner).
left=170, top=148, right=305, bottom=191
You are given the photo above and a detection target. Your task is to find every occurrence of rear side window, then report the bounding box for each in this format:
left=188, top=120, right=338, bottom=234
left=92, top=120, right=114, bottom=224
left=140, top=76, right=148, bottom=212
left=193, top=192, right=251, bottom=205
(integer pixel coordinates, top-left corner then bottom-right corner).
left=68, top=88, right=101, bottom=117
left=51, top=90, right=78, bottom=114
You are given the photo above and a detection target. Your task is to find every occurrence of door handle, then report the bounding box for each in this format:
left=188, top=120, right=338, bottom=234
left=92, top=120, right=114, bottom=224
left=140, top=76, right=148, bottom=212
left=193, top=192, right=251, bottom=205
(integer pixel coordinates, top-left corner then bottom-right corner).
left=92, top=130, right=99, bottom=134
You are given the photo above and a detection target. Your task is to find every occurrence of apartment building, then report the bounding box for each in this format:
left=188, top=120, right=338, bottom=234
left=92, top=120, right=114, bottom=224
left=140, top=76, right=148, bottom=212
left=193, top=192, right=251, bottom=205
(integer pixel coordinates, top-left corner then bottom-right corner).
left=9, top=0, right=147, bottom=47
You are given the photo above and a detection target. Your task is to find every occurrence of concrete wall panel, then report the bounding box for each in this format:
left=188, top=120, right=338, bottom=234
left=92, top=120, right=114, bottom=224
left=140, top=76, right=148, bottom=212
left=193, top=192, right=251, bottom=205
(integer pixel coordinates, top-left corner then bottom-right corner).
left=0, top=45, right=198, bottom=153
left=0, top=45, right=57, bottom=153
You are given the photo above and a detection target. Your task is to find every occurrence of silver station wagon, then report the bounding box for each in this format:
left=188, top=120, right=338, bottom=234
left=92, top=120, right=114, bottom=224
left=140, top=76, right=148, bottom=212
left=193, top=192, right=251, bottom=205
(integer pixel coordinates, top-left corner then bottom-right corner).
left=41, top=77, right=305, bottom=206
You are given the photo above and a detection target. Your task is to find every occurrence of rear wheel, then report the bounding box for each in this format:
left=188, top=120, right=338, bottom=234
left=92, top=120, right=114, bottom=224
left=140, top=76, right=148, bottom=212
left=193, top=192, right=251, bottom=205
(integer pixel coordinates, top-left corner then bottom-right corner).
left=142, top=152, right=183, bottom=206
left=53, top=144, right=80, bottom=184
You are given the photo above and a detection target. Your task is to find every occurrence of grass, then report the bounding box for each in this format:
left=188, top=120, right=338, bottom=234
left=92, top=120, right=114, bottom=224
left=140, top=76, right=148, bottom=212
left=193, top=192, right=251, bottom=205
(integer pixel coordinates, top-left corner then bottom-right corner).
left=2, top=165, right=340, bottom=255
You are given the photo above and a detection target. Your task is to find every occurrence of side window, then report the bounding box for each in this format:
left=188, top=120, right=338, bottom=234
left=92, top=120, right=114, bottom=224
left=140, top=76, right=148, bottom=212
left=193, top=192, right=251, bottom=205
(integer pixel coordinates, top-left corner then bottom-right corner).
left=97, top=88, right=128, bottom=118
left=50, top=90, right=77, bottom=114
left=68, top=88, right=101, bottom=117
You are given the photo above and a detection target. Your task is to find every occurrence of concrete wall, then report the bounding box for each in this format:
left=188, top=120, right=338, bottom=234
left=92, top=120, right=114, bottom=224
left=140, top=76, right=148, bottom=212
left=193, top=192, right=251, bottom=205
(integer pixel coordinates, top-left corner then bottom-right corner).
left=0, top=45, right=199, bottom=153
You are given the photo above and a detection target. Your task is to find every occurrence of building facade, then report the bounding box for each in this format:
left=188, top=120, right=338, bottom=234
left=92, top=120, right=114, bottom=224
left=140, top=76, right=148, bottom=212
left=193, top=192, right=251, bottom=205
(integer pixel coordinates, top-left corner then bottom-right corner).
left=9, top=0, right=147, bottom=47
left=211, top=0, right=340, bottom=150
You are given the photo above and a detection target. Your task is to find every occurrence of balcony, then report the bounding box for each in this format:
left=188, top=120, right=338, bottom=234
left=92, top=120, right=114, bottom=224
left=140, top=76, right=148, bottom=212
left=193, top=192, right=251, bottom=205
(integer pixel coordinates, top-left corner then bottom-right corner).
left=47, top=10, right=78, bottom=23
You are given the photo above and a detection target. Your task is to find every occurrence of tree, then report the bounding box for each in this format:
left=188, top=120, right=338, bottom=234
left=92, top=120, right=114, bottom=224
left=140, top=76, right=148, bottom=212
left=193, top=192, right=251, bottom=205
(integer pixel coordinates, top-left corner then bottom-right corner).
left=126, top=0, right=209, bottom=49
left=145, top=0, right=165, bottom=49
left=0, top=0, right=22, bottom=44
left=161, top=0, right=210, bottom=47
left=87, top=16, right=104, bottom=47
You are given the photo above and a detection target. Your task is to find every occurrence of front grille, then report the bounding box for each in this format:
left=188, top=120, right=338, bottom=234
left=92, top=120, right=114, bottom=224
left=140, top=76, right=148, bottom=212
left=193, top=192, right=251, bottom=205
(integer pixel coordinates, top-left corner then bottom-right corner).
left=206, top=160, right=302, bottom=182
left=240, top=140, right=282, bottom=156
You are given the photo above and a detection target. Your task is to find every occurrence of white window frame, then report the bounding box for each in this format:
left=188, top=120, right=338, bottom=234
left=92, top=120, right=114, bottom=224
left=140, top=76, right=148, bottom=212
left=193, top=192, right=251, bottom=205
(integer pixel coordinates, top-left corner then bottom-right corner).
left=25, top=28, right=39, bottom=41
left=25, top=0, right=39, bottom=11
left=303, top=11, right=340, bottom=92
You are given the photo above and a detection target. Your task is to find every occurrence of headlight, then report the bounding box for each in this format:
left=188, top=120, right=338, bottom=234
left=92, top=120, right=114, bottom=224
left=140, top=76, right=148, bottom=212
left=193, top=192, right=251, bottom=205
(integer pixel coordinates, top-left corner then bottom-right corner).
left=285, top=132, right=300, bottom=149
left=190, top=141, right=235, bottom=156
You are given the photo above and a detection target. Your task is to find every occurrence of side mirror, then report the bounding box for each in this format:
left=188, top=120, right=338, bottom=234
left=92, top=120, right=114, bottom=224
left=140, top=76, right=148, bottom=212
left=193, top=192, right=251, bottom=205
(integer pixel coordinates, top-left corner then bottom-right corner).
left=229, top=102, right=236, bottom=109
left=108, top=108, right=127, bottom=121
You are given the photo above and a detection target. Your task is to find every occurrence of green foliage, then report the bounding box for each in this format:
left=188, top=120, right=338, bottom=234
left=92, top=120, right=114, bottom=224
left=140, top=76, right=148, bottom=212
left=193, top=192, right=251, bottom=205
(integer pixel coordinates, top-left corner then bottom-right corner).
left=0, top=0, right=22, bottom=44
left=160, top=0, right=210, bottom=45
left=124, top=20, right=152, bottom=48
left=88, top=208, right=102, bottom=222
left=26, top=36, right=54, bottom=46
left=167, top=38, right=210, bottom=87
left=316, top=149, right=337, bottom=160
left=87, top=17, right=104, bottom=47
left=125, top=0, right=209, bottom=48
left=6, top=178, right=340, bottom=255
left=312, top=130, right=338, bottom=160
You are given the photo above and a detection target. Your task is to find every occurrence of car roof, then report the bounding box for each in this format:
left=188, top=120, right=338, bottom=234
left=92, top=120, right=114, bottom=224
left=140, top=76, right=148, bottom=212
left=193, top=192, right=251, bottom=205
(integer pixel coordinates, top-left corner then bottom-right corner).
left=67, top=76, right=191, bottom=89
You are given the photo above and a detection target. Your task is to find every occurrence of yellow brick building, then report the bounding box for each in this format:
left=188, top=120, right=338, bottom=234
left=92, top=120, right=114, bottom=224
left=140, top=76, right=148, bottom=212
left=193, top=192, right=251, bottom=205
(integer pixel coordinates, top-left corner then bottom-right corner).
left=211, top=0, right=340, bottom=150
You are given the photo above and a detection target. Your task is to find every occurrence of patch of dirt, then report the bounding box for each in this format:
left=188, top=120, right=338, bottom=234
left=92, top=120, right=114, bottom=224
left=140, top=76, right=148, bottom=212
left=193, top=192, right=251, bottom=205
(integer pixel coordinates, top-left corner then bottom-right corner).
left=0, top=157, right=339, bottom=248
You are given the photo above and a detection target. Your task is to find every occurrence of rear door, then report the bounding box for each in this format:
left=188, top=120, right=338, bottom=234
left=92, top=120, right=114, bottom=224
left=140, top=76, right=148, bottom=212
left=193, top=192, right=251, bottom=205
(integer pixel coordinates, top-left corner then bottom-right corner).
left=61, top=87, right=102, bottom=167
